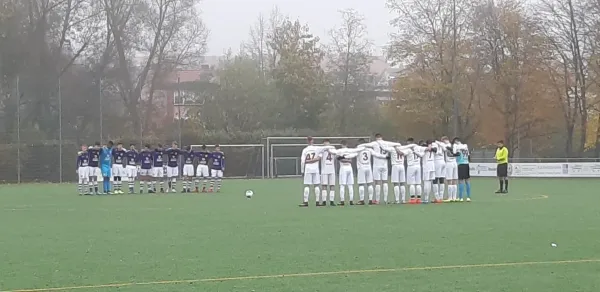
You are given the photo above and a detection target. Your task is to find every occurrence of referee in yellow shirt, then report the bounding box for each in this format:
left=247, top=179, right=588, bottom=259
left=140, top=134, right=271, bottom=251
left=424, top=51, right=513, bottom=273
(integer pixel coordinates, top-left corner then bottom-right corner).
left=495, top=140, right=509, bottom=193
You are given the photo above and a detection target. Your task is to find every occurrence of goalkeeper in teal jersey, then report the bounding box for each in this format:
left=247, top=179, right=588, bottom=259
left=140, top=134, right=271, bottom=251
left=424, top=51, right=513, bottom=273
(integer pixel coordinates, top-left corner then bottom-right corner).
left=100, top=141, right=114, bottom=194
left=455, top=137, right=471, bottom=202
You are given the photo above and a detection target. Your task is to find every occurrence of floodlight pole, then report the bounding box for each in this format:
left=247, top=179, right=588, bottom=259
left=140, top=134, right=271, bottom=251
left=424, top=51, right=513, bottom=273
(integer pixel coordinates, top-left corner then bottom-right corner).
left=16, top=75, right=21, bottom=184
left=177, top=77, right=182, bottom=147
left=58, top=75, right=63, bottom=183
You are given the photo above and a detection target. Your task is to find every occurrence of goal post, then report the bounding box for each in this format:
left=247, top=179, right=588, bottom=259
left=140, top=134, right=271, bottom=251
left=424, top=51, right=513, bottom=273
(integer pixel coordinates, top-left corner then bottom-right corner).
left=190, top=144, right=265, bottom=179
left=266, top=136, right=372, bottom=178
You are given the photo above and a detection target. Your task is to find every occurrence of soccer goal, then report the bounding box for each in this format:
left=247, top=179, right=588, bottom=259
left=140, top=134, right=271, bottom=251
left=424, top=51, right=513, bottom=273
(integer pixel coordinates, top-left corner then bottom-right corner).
left=190, top=144, right=265, bottom=179
left=266, top=136, right=371, bottom=178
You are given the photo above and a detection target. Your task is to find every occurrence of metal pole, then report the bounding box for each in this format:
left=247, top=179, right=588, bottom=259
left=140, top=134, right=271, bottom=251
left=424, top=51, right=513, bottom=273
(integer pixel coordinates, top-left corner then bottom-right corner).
left=451, top=0, right=459, bottom=137
left=177, top=77, right=182, bottom=147
left=261, top=145, right=265, bottom=179
left=58, top=76, right=63, bottom=183
left=99, top=79, right=103, bottom=142
left=16, top=76, right=21, bottom=184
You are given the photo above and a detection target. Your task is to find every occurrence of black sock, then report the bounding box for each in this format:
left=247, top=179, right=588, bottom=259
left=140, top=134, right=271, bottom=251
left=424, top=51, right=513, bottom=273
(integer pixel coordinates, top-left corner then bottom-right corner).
left=500, top=180, right=504, bottom=191
left=504, top=180, right=509, bottom=191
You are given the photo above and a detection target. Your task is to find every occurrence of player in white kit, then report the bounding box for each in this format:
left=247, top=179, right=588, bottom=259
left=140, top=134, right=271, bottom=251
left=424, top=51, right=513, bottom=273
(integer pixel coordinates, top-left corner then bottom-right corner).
left=402, top=138, right=425, bottom=204
left=299, top=137, right=334, bottom=207
left=327, top=141, right=363, bottom=206
left=421, top=140, right=437, bottom=203
left=320, top=139, right=337, bottom=206
left=356, top=138, right=388, bottom=205
left=379, top=143, right=414, bottom=204
left=437, top=137, right=460, bottom=202
left=431, top=140, right=446, bottom=202
left=358, top=134, right=397, bottom=204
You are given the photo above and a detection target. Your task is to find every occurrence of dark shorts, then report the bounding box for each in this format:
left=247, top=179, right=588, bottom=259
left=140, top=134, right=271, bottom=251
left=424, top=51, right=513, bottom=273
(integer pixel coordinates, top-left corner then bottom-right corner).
left=497, top=163, right=508, bottom=177
left=458, top=164, right=470, bottom=180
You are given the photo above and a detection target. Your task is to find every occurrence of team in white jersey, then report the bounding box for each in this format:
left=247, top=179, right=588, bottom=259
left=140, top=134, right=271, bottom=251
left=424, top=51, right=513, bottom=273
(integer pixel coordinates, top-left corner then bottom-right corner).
left=298, top=135, right=468, bottom=207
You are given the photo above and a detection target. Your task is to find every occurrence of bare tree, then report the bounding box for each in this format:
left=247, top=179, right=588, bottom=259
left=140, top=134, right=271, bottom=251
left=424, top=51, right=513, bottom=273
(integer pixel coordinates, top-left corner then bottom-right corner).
left=103, top=0, right=208, bottom=132
left=326, top=9, right=375, bottom=133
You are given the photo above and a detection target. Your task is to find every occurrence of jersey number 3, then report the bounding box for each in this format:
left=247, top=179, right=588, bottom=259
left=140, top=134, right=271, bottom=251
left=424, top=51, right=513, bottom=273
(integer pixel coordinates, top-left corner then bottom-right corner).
left=362, top=152, right=369, bottom=161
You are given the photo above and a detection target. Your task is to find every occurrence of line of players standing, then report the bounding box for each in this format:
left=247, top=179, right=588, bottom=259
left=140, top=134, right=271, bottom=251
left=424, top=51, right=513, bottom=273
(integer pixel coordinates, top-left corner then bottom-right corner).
left=76, top=141, right=225, bottom=195
left=299, top=134, right=472, bottom=207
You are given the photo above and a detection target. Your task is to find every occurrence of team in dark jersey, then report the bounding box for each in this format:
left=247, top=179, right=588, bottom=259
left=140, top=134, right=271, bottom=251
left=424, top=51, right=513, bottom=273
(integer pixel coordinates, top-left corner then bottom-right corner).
left=76, top=141, right=225, bottom=195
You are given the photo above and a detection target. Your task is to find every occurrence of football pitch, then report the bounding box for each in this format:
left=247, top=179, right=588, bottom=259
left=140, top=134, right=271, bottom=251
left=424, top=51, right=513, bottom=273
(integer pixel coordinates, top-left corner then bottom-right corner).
left=1, top=178, right=600, bottom=292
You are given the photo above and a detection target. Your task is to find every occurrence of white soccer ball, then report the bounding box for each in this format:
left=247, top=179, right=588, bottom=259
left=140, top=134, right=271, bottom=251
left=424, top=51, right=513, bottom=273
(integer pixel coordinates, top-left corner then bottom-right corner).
left=245, top=190, right=254, bottom=198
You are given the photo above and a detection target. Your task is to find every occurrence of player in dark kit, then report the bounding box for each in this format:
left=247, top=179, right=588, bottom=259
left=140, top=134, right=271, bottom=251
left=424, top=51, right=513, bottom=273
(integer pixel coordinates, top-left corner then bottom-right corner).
left=138, top=145, right=154, bottom=193
left=193, top=145, right=212, bottom=192
left=181, top=146, right=195, bottom=192
left=165, top=142, right=182, bottom=193
left=77, top=145, right=90, bottom=195
left=209, top=145, right=225, bottom=192
left=112, top=142, right=127, bottom=194
left=125, top=144, right=138, bottom=194
left=87, top=142, right=102, bottom=195
left=152, top=144, right=166, bottom=193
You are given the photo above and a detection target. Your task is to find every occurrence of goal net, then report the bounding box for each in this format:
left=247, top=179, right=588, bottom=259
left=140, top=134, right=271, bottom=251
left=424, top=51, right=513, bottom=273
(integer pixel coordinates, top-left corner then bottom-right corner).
left=190, top=144, right=265, bottom=179
left=267, top=136, right=371, bottom=178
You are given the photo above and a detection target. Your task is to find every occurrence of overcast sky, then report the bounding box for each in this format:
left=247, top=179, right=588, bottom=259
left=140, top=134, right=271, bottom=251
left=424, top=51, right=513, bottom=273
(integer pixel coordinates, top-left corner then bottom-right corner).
left=202, top=0, right=394, bottom=55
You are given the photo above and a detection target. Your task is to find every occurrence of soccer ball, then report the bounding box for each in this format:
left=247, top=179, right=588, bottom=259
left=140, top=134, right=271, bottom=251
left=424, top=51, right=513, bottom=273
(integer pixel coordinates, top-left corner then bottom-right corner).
left=245, top=190, right=254, bottom=198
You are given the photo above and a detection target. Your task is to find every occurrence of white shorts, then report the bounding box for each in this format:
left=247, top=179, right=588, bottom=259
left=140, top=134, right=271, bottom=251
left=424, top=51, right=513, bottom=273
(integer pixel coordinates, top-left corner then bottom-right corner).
left=152, top=167, right=164, bottom=178
left=88, top=167, right=101, bottom=177
left=338, top=167, right=354, bottom=185
left=303, top=172, right=320, bottom=185
left=166, top=166, right=179, bottom=178
left=372, top=165, right=388, bottom=181
left=390, top=165, right=406, bottom=184
left=126, top=165, right=137, bottom=178
left=112, top=165, right=126, bottom=177
left=435, top=162, right=446, bottom=178
left=78, top=167, right=89, bottom=180
left=139, top=168, right=152, bottom=176
left=423, top=163, right=436, bottom=181
left=183, top=164, right=195, bottom=177
left=321, top=173, right=335, bottom=186
left=407, top=166, right=422, bottom=185
left=357, top=167, right=373, bottom=184
left=445, top=162, right=458, bottom=180
left=211, top=169, right=223, bottom=178
left=196, top=165, right=210, bottom=177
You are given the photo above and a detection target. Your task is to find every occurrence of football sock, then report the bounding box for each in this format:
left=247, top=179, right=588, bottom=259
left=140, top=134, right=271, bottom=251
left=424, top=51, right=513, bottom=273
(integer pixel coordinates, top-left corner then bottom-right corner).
left=216, top=179, right=222, bottom=191
left=375, top=184, right=381, bottom=201
left=458, top=182, right=464, bottom=199
left=193, top=179, right=199, bottom=189
left=339, top=187, right=345, bottom=201
left=440, top=184, right=446, bottom=200
left=453, top=185, right=458, bottom=200
left=383, top=183, right=389, bottom=202
left=416, top=185, right=422, bottom=198
left=359, top=186, right=365, bottom=201
left=401, top=185, right=406, bottom=202
left=321, top=189, right=328, bottom=202
left=203, top=179, right=209, bottom=189
left=504, top=180, right=509, bottom=191
left=367, top=185, right=374, bottom=201
left=303, top=187, right=309, bottom=203
left=424, top=182, right=431, bottom=202
left=500, top=180, right=504, bottom=191
left=168, top=181, right=172, bottom=189
left=146, top=181, right=151, bottom=191
left=77, top=183, right=82, bottom=194
left=409, top=185, right=415, bottom=198
left=329, top=190, right=335, bottom=202
left=159, top=181, right=164, bottom=191
left=89, top=181, right=93, bottom=193
left=466, top=181, right=471, bottom=198
left=210, top=179, right=215, bottom=189
left=393, top=185, right=400, bottom=202
left=314, top=186, right=321, bottom=202
left=348, top=187, right=354, bottom=201
left=432, top=183, right=439, bottom=200
left=128, top=179, right=134, bottom=191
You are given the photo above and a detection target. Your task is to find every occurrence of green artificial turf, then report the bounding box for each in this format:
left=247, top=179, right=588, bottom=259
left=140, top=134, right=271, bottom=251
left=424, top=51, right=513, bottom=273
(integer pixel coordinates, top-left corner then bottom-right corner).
left=1, top=178, right=600, bottom=292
